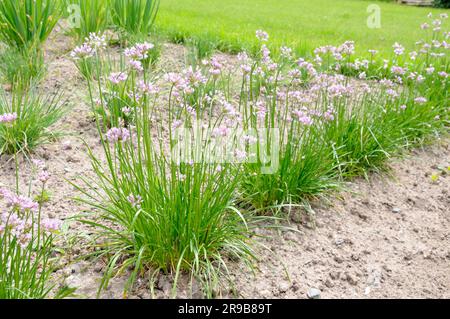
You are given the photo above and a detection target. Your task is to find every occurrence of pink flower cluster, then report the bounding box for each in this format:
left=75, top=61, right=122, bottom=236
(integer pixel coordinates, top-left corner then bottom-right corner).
left=314, top=41, right=355, bottom=61
left=108, top=72, right=128, bottom=84
left=124, top=42, right=155, bottom=72
left=129, top=60, right=144, bottom=72
left=393, top=42, right=405, bottom=56
left=0, top=112, right=17, bottom=123
left=86, top=33, right=107, bottom=50
left=237, top=52, right=252, bottom=73
left=138, top=80, right=159, bottom=95
left=124, top=42, right=154, bottom=61
left=1, top=186, right=61, bottom=248
left=256, top=30, right=269, bottom=42
left=70, top=43, right=95, bottom=60
left=183, top=67, right=208, bottom=88
left=0, top=188, right=38, bottom=213
left=106, top=127, right=131, bottom=143
left=292, top=109, right=313, bottom=126
left=414, top=97, right=427, bottom=104
left=0, top=212, right=33, bottom=248
left=0, top=214, right=61, bottom=248
left=41, top=218, right=62, bottom=233
left=203, top=57, right=225, bottom=76
left=163, top=66, right=208, bottom=97
left=70, top=32, right=106, bottom=60
left=38, top=171, right=50, bottom=184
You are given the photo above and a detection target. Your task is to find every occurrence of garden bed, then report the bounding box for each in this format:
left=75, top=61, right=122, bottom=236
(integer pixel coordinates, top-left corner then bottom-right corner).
left=1, top=25, right=449, bottom=299
left=0, top=1, right=448, bottom=300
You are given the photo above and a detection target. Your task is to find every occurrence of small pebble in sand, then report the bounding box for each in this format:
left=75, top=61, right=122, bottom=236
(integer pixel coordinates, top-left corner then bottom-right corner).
left=62, top=141, right=73, bottom=150
left=307, top=288, right=321, bottom=299
left=392, top=208, right=401, bottom=214
left=278, top=282, right=291, bottom=293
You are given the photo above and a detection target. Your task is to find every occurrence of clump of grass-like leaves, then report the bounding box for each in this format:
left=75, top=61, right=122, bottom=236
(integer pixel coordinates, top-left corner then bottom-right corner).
left=0, top=160, right=68, bottom=299
left=74, top=44, right=255, bottom=297
left=110, top=0, right=160, bottom=44
left=0, top=0, right=62, bottom=84
left=64, top=0, right=109, bottom=42
left=0, top=86, right=67, bottom=155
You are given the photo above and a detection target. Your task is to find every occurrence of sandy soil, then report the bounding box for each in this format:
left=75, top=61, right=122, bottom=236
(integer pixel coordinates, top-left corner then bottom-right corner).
left=234, top=141, right=450, bottom=299
left=0, top=26, right=449, bottom=299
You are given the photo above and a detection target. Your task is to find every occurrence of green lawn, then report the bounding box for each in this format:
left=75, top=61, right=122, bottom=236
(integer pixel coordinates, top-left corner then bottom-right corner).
left=156, top=0, right=448, bottom=57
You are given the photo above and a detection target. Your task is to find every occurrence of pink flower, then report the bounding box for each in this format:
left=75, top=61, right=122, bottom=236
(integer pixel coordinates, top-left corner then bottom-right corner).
left=171, top=120, right=184, bottom=131
left=38, top=171, right=50, bottom=184
left=125, top=42, right=154, bottom=60
left=391, top=66, right=406, bottom=75
left=108, top=72, right=128, bottom=84
left=183, top=67, right=207, bottom=88
left=256, top=30, right=269, bottom=42
left=255, top=101, right=267, bottom=120
left=122, top=107, right=132, bottom=116
left=41, top=218, right=62, bottom=233
left=421, top=23, right=429, bottom=30
left=70, top=43, right=95, bottom=60
left=414, top=97, right=427, bottom=104
left=206, top=57, right=225, bottom=76
left=393, top=42, right=405, bottom=56
left=2, top=191, right=39, bottom=212
left=138, top=80, right=159, bottom=94
left=234, top=150, right=247, bottom=161
left=386, top=89, right=399, bottom=99
left=216, top=165, right=223, bottom=173
left=213, top=126, right=231, bottom=137
left=328, top=84, right=348, bottom=98
left=338, top=41, right=355, bottom=55
left=86, top=32, right=107, bottom=50
left=70, top=33, right=106, bottom=60
left=237, top=52, right=252, bottom=73
left=416, top=75, right=425, bottom=83
left=0, top=112, right=17, bottom=123
left=106, top=127, right=130, bottom=143
left=164, top=72, right=184, bottom=86
left=425, top=66, right=435, bottom=74
left=292, top=110, right=313, bottom=126
left=323, top=108, right=336, bottom=121
left=0, top=188, right=10, bottom=200
left=129, top=60, right=144, bottom=72
left=280, top=46, right=293, bottom=59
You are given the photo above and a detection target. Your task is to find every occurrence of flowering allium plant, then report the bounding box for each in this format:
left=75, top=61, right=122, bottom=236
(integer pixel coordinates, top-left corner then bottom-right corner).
left=124, top=42, right=158, bottom=70
left=0, top=112, right=17, bottom=123
left=70, top=32, right=107, bottom=80
left=72, top=13, right=448, bottom=297
left=0, top=86, right=66, bottom=155
left=0, top=162, right=64, bottom=299
left=75, top=38, right=257, bottom=298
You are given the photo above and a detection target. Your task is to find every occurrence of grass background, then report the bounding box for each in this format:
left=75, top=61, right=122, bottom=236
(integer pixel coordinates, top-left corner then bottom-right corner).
left=156, top=0, right=448, bottom=57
